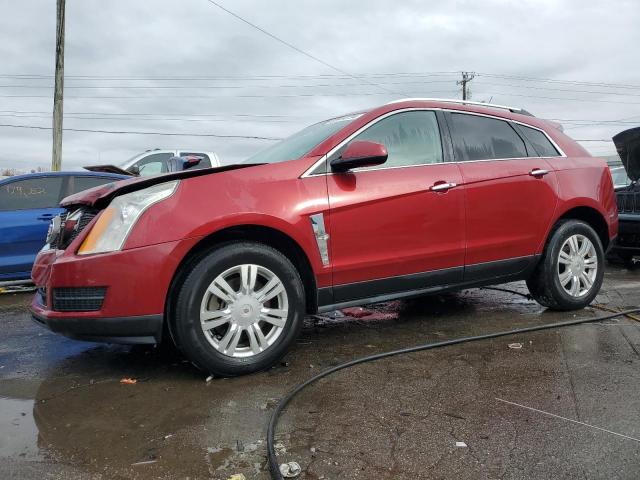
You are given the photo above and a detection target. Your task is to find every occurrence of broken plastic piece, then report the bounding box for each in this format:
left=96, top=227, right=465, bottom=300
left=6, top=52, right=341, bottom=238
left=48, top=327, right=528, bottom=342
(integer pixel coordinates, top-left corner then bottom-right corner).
left=227, top=474, right=247, bottom=480
left=508, top=343, right=523, bottom=349
left=455, top=441, right=467, bottom=447
left=279, top=461, right=302, bottom=478
left=120, top=378, right=137, bottom=384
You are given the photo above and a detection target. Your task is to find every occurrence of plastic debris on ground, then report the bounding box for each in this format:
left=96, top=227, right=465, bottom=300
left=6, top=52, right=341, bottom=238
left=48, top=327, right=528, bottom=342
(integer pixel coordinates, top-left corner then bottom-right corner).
left=120, top=378, right=137, bottom=384
left=227, top=474, right=247, bottom=480
left=279, top=461, right=302, bottom=478
left=455, top=441, right=467, bottom=447
left=508, top=343, right=523, bottom=349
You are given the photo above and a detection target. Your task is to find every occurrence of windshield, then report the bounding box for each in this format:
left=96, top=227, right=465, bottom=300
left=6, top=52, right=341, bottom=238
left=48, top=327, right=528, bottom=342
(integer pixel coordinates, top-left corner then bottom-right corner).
left=246, top=114, right=362, bottom=164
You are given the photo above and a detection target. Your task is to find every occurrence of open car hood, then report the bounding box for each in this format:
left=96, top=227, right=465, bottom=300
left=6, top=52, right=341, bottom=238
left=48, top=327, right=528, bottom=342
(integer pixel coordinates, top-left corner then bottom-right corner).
left=83, top=164, right=135, bottom=176
left=613, top=127, right=640, bottom=182
left=61, top=164, right=260, bottom=209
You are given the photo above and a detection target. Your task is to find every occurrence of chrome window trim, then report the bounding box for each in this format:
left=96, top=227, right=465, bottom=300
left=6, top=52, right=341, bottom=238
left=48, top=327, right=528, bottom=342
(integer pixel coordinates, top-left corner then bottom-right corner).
left=300, top=107, right=567, bottom=178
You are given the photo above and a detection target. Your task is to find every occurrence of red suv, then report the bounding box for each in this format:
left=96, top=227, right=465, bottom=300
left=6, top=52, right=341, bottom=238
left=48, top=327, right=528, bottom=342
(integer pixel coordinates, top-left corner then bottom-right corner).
left=31, top=99, right=618, bottom=376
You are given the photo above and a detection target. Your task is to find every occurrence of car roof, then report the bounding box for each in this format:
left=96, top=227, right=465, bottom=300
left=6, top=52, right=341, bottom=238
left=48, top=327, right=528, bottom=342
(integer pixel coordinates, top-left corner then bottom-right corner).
left=0, top=171, right=128, bottom=184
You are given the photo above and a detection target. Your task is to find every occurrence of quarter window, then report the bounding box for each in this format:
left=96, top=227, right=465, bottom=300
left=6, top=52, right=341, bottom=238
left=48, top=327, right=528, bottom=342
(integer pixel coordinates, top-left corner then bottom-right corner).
left=0, top=177, right=64, bottom=211
left=450, top=113, right=528, bottom=161
left=337, top=110, right=444, bottom=169
left=517, top=125, right=560, bottom=157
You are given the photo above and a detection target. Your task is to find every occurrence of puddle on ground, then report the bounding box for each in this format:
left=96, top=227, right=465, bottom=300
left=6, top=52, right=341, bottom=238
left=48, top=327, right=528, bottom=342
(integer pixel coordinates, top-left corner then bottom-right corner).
left=0, top=397, right=41, bottom=461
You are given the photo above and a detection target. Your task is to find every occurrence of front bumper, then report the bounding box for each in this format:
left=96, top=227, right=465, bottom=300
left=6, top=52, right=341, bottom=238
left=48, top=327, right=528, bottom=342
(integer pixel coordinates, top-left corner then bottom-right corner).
left=30, top=236, right=201, bottom=345
left=612, top=214, right=640, bottom=253
left=31, top=310, right=163, bottom=344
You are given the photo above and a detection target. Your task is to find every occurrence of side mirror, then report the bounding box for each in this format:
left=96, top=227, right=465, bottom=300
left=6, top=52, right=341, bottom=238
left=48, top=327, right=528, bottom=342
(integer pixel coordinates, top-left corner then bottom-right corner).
left=330, top=141, right=388, bottom=172
left=128, top=165, right=140, bottom=176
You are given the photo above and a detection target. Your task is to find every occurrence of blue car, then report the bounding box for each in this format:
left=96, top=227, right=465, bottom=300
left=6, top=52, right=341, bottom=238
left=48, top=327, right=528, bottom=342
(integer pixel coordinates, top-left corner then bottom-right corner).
left=0, top=171, right=128, bottom=284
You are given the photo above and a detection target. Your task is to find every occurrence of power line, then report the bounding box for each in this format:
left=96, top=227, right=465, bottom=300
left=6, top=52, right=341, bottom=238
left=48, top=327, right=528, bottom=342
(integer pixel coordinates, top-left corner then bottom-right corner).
left=478, top=91, right=640, bottom=105
left=0, top=109, right=308, bottom=118
left=203, top=0, right=400, bottom=95
left=0, top=72, right=460, bottom=80
left=0, top=123, right=281, bottom=140
left=0, top=79, right=457, bottom=89
left=0, top=90, right=459, bottom=99
left=0, top=112, right=298, bottom=123
left=476, top=72, right=640, bottom=90
left=475, top=81, right=640, bottom=97
left=1, top=71, right=638, bottom=91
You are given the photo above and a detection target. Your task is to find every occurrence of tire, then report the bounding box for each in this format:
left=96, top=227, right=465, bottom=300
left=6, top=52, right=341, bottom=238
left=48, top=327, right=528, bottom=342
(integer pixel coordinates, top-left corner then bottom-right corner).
left=526, top=220, right=604, bottom=311
left=172, top=241, right=305, bottom=376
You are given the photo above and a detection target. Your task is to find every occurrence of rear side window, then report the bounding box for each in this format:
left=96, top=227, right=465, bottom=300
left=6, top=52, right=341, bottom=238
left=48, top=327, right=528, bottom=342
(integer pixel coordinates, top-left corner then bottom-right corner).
left=517, top=125, right=560, bottom=157
left=340, top=110, right=443, bottom=169
left=67, top=176, right=118, bottom=195
left=450, top=113, right=528, bottom=161
left=0, top=177, right=64, bottom=211
left=179, top=152, right=212, bottom=168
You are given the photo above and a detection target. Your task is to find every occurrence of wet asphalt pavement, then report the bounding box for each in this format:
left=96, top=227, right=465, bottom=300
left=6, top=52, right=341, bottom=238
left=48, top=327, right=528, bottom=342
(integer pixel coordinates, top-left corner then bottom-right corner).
left=1, top=265, right=639, bottom=479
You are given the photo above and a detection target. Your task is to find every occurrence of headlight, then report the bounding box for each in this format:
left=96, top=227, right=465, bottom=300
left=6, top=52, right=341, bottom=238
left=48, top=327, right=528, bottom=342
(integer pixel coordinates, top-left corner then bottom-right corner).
left=78, top=181, right=178, bottom=255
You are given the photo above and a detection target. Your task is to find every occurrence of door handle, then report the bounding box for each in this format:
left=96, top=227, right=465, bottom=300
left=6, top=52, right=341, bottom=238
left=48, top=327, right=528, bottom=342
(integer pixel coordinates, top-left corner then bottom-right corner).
left=37, top=214, right=54, bottom=221
left=529, top=168, right=549, bottom=177
left=430, top=182, right=457, bottom=192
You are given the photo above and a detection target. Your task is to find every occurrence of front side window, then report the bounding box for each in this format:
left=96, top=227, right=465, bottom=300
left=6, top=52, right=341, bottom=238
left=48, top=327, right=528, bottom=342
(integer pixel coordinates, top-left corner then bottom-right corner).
left=450, top=113, right=528, bottom=161
left=336, top=110, right=443, bottom=169
left=517, top=125, right=560, bottom=157
left=0, top=177, right=64, bottom=211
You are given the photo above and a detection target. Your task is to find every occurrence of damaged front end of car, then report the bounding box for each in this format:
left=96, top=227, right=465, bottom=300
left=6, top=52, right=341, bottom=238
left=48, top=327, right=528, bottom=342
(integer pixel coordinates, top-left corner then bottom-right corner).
left=611, top=127, right=640, bottom=261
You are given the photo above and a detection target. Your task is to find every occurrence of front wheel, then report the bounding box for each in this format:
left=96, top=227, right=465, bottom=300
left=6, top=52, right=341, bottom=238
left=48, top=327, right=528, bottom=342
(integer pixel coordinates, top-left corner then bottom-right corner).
left=172, top=242, right=305, bottom=376
left=527, top=220, right=604, bottom=310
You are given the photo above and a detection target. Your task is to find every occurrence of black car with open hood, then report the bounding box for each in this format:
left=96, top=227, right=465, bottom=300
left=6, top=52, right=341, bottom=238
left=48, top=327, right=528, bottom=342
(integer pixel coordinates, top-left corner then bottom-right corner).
left=611, top=127, right=640, bottom=263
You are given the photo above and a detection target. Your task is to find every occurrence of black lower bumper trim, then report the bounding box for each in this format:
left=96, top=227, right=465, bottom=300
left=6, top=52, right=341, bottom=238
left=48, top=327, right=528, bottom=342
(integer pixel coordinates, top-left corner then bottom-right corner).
left=31, top=311, right=163, bottom=345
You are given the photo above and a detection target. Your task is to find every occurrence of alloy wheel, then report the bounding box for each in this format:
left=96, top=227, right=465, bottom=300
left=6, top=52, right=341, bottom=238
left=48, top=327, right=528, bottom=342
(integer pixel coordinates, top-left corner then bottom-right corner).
left=199, top=264, right=289, bottom=358
left=557, top=234, right=598, bottom=298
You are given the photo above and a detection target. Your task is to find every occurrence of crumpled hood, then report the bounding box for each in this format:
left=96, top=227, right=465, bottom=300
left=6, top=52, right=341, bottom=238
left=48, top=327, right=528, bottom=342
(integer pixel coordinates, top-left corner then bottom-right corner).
left=613, top=127, right=640, bottom=182
left=60, top=163, right=261, bottom=209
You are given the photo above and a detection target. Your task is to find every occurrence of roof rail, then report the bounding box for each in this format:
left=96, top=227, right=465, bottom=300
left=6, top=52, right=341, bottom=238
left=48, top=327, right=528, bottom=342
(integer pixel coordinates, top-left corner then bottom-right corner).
left=385, top=98, right=533, bottom=116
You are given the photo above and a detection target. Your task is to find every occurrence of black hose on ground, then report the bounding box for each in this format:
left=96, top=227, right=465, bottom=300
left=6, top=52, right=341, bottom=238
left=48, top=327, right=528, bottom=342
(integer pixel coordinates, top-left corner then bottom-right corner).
left=267, top=307, right=640, bottom=479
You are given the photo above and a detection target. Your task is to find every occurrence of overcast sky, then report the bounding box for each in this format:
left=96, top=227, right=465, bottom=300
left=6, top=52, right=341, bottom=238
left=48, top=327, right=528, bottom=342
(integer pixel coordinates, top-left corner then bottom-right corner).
left=0, top=0, right=638, bottom=172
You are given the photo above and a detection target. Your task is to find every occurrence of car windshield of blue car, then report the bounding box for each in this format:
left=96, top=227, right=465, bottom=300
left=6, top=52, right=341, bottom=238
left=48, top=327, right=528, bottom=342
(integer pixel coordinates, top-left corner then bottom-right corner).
left=244, top=114, right=362, bottom=164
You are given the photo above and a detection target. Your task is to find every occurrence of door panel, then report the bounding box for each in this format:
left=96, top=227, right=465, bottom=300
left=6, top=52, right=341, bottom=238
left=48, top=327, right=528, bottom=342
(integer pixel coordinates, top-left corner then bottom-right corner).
left=328, top=163, right=465, bottom=291
left=0, top=208, right=63, bottom=277
left=445, top=111, right=559, bottom=271
left=459, top=158, right=557, bottom=266
left=0, top=176, right=64, bottom=279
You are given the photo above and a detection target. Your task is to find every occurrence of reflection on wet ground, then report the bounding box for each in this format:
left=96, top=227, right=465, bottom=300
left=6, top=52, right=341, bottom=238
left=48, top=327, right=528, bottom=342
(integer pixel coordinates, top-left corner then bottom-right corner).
left=0, top=266, right=639, bottom=479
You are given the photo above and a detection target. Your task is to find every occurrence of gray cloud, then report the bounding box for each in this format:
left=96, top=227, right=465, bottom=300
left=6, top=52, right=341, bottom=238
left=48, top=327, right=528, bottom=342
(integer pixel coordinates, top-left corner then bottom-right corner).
left=0, top=0, right=638, bottom=171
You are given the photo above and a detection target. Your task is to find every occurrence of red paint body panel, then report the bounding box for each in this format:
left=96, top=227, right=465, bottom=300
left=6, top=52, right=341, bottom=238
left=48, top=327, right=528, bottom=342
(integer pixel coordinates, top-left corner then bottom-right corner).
left=459, top=158, right=558, bottom=264
left=31, top=237, right=201, bottom=319
left=31, top=99, right=618, bottom=329
left=327, top=163, right=465, bottom=284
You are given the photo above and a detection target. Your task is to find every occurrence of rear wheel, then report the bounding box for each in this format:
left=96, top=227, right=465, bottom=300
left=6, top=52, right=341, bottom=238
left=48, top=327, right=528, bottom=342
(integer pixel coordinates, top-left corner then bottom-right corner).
left=172, top=242, right=305, bottom=376
left=527, top=220, right=604, bottom=310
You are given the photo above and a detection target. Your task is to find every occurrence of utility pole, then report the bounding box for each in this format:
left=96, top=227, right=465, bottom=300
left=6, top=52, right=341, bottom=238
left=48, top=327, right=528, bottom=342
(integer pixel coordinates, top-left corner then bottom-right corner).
left=52, top=0, right=65, bottom=171
left=457, top=71, right=475, bottom=101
